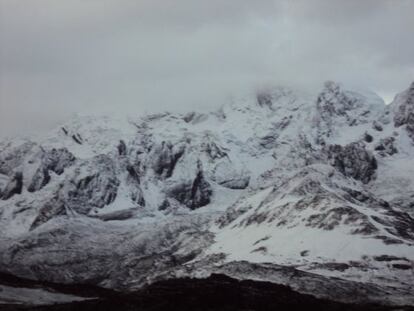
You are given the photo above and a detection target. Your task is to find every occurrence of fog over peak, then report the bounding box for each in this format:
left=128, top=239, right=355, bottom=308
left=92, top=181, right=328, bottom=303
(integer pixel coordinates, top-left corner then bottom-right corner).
left=1, top=0, right=413, bottom=136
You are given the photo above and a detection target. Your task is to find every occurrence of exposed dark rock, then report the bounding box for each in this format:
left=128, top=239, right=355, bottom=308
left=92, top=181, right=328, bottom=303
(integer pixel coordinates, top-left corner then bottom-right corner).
left=259, top=135, right=278, bottom=149
left=327, top=142, right=377, bottom=183
left=342, top=188, right=390, bottom=209
left=372, top=121, right=383, bottom=131
left=364, top=132, right=374, bottom=143
left=117, top=140, right=127, bottom=156
left=28, top=148, right=76, bottom=193
left=46, top=148, right=76, bottom=175
left=71, top=133, right=83, bottom=145
left=314, top=81, right=364, bottom=143
left=61, top=155, right=120, bottom=214
left=316, top=81, right=357, bottom=120
left=126, top=164, right=145, bottom=206
left=374, top=137, right=398, bottom=157
left=126, top=165, right=140, bottom=184
left=30, top=197, right=66, bottom=230
left=152, top=141, right=185, bottom=178
left=392, top=264, right=412, bottom=270
left=27, top=166, right=51, bottom=193
left=0, top=142, right=35, bottom=176
left=253, top=236, right=270, bottom=246
left=242, top=211, right=271, bottom=227
left=130, top=187, right=145, bottom=206
left=251, top=246, right=267, bottom=254
left=375, top=235, right=404, bottom=245
left=201, top=140, right=228, bottom=160
left=158, top=199, right=170, bottom=211
left=373, top=255, right=407, bottom=262
left=394, top=82, right=414, bottom=142
left=257, top=92, right=273, bottom=108
left=274, top=117, right=291, bottom=131
left=183, top=111, right=196, bottom=123
left=166, top=161, right=212, bottom=210
left=343, top=188, right=371, bottom=203
left=216, top=203, right=251, bottom=229
left=394, top=82, right=414, bottom=127
left=306, top=206, right=378, bottom=234
left=1, top=172, right=23, bottom=200
left=371, top=210, right=414, bottom=242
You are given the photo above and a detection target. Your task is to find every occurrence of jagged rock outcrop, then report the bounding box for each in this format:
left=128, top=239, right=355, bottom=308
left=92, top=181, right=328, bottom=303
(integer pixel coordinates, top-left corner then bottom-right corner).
left=393, top=82, right=414, bottom=142
left=0, top=146, right=75, bottom=197
left=151, top=141, right=186, bottom=178
left=166, top=160, right=212, bottom=209
left=314, top=81, right=383, bottom=145
left=27, top=156, right=119, bottom=229
left=126, top=165, right=145, bottom=206
left=0, top=174, right=8, bottom=199
left=374, top=137, right=398, bottom=157
left=182, top=111, right=208, bottom=124
left=27, top=166, right=51, bottom=193
left=117, top=140, right=127, bottom=156
left=317, top=81, right=357, bottom=119
left=364, top=132, right=374, bottom=143
left=1, top=172, right=23, bottom=200
left=59, top=155, right=119, bottom=214
left=44, top=148, right=76, bottom=175
left=327, top=142, right=377, bottom=184
left=372, top=120, right=383, bottom=131
left=27, top=148, right=75, bottom=193
left=256, top=87, right=295, bottom=110
left=0, top=141, right=35, bottom=176
left=201, top=140, right=228, bottom=160
left=257, top=92, right=273, bottom=108
left=30, top=196, right=66, bottom=230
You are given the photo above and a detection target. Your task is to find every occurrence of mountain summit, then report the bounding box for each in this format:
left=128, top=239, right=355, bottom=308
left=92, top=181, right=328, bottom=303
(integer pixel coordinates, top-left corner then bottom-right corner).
left=0, top=82, right=413, bottom=307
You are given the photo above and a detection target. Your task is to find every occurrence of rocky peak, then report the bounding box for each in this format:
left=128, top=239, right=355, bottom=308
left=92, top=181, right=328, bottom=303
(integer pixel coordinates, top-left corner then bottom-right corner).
left=255, top=87, right=297, bottom=111
left=316, top=81, right=356, bottom=117
left=394, top=82, right=414, bottom=125
left=392, top=81, right=414, bottom=142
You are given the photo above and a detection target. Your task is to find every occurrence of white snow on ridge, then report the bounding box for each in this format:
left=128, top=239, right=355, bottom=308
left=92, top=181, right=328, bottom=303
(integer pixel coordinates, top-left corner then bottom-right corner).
left=0, top=81, right=414, bottom=301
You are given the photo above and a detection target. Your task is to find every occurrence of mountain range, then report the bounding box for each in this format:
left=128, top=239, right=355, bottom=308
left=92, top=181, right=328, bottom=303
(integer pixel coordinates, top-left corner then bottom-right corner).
left=0, top=81, right=413, bottom=308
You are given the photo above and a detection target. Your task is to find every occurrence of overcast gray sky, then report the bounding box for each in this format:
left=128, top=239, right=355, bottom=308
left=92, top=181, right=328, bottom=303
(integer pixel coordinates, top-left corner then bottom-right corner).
left=1, top=0, right=413, bottom=136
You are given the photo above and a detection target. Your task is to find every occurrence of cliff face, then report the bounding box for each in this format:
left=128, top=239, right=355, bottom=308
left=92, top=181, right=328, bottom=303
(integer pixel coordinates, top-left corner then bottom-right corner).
left=0, top=81, right=413, bottom=306
left=393, top=82, right=414, bottom=142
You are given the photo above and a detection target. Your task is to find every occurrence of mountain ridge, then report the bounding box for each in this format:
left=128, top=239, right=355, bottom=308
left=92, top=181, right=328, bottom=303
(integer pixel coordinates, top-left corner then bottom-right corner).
left=0, top=81, right=413, bottom=306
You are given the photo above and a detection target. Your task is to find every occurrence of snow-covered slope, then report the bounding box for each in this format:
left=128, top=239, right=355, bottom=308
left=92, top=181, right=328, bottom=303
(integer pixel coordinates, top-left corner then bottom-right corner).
left=0, top=81, right=413, bottom=306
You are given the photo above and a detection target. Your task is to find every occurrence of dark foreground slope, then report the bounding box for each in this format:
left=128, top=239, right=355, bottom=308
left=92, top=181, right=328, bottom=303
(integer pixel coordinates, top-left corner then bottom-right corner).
left=1, top=274, right=412, bottom=311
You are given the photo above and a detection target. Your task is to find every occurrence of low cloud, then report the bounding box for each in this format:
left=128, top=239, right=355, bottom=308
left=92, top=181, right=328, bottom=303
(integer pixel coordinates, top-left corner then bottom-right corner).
left=1, top=0, right=413, bottom=135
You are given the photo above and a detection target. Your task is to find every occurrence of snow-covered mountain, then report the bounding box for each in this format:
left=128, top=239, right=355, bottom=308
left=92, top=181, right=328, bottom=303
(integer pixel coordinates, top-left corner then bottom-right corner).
left=0, top=81, right=413, bottom=307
